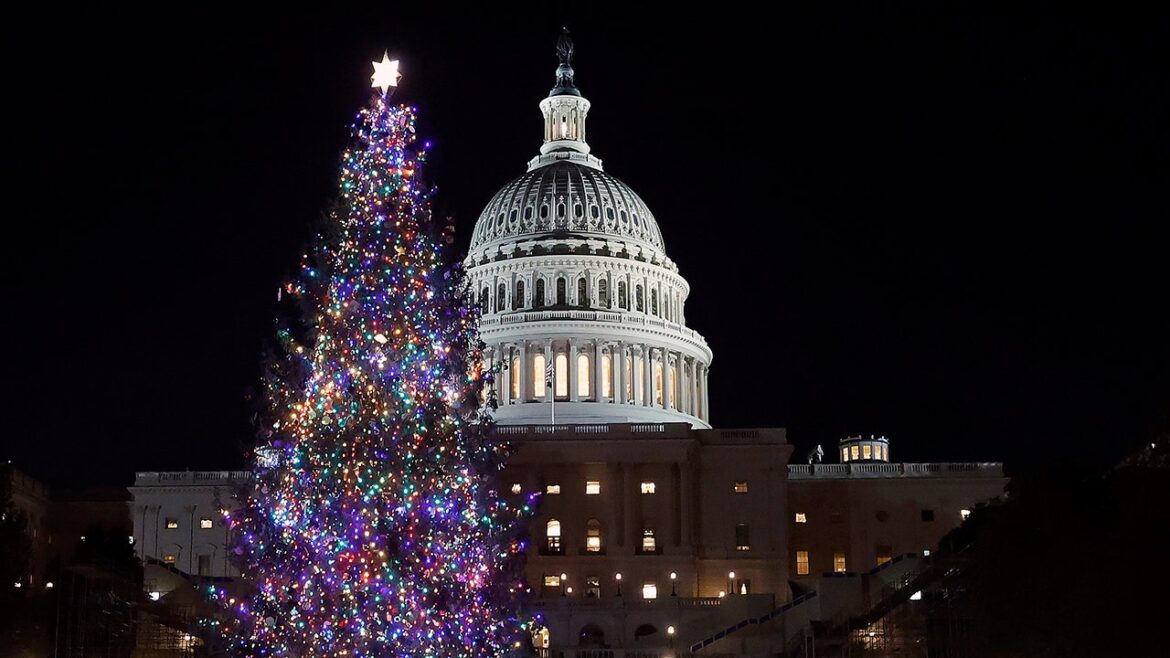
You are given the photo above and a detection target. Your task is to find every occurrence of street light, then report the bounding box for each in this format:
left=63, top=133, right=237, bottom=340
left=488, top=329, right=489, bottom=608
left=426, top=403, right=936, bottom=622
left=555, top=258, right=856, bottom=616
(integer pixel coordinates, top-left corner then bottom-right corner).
left=615, top=572, right=622, bottom=597
left=667, top=625, right=676, bottom=651
left=669, top=571, right=677, bottom=596
left=727, top=571, right=736, bottom=595
left=560, top=573, right=568, bottom=597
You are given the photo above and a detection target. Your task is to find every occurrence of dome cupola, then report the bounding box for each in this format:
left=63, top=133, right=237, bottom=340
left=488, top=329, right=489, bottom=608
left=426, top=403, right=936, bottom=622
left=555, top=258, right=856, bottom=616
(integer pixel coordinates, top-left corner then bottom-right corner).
left=465, top=31, right=712, bottom=428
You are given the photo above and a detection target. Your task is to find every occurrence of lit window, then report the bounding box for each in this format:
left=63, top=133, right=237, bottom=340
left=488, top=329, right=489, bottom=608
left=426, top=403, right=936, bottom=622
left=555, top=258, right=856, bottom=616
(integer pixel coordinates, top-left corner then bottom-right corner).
left=149, top=591, right=161, bottom=601
left=842, top=448, right=850, bottom=462
left=795, top=512, right=807, bottom=523
left=653, top=360, right=664, bottom=406
left=733, top=481, right=748, bottom=494
left=511, top=357, right=520, bottom=399
left=511, top=483, right=522, bottom=494
left=735, top=524, right=750, bottom=551
left=163, top=554, right=177, bottom=565
left=543, top=575, right=561, bottom=587
left=546, top=484, right=561, bottom=495
left=923, top=549, right=931, bottom=557
left=960, top=508, right=971, bottom=521
left=165, top=518, right=178, bottom=529
left=585, top=575, right=601, bottom=598
left=546, top=519, right=562, bottom=552
left=601, top=353, right=612, bottom=398
left=796, top=550, right=810, bottom=576
left=641, top=528, right=657, bottom=552
left=834, top=552, right=847, bottom=573
left=642, top=582, right=658, bottom=599
left=876, top=545, right=892, bottom=566
left=533, top=354, right=546, bottom=398
left=851, top=445, right=860, bottom=460
left=640, top=481, right=656, bottom=494
left=863, top=444, right=872, bottom=459
left=577, top=354, right=590, bottom=397
left=555, top=353, right=568, bottom=397
left=586, top=519, right=602, bottom=553
left=199, top=518, right=213, bottom=529
left=585, top=481, right=601, bottom=495
left=909, top=590, right=923, bottom=601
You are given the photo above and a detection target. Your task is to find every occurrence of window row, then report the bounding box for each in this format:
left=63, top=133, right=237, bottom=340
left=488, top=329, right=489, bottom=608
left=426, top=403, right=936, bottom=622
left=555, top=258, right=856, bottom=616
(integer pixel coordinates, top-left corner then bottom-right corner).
left=477, top=276, right=684, bottom=322
left=163, top=517, right=217, bottom=530
left=543, top=519, right=663, bottom=555
left=841, top=443, right=889, bottom=461
left=535, top=481, right=655, bottom=496
left=791, top=508, right=970, bottom=524
left=539, top=572, right=685, bottom=600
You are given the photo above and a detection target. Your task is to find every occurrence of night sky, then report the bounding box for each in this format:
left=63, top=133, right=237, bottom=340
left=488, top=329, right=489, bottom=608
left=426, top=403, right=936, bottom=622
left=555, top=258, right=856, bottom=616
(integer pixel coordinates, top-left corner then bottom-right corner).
left=5, top=4, right=1167, bottom=488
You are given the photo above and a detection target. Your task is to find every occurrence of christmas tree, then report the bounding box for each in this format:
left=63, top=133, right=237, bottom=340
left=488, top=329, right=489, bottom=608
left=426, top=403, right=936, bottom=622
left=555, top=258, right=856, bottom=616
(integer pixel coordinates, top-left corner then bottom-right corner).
left=212, top=56, right=533, bottom=657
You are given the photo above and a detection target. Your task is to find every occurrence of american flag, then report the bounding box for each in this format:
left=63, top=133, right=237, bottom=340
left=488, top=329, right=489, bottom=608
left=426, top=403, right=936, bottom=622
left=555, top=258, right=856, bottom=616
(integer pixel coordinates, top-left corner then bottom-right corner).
left=545, top=361, right=555, bottom=388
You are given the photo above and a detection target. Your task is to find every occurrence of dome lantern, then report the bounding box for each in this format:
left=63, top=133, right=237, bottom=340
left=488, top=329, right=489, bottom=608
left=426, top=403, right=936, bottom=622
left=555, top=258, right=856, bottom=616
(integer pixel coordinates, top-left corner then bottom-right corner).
left=839, top=435, right=891, bottom=463
left=533, top=28, right=597, bottom=167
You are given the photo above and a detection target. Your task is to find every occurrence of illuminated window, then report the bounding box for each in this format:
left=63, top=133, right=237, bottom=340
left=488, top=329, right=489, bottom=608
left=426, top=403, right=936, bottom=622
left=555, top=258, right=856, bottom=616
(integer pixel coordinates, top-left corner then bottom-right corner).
left=546, top=519, right=562, bottom=552
left=585, top=575, right=601, bottom=598
left=510, top=483, right=522, bottom=494
left=555, top=353, right=568, bottom=396
left=585, top=480, right=601, bottom=495
left=543, top=574, right=561, bottom=587
left=626, top=355, right=634, bottom=401
left=794, top=512, right=807, bottom=523
left=863, top=444, right=872, bottom=459
left=586, top=519, right=602, bottom=553
left=511, top=356, right=520, bottom=399
left=921, top=509, right=935, bottom=522
left=577, top=354, right=590, bottom=397
left=735, top=524, right=750, bottom=551
left=533, top=354, right=546, bottom=398
left=668, top=363, right=677, bottom=409
left=640, top=481, right=656, bottom=494
left=642, top=582, right=658, bottom=599
left=199, top=518, right=213, bottom=529
left=653, top=360, right=663, bottom=406
left=876, top=545, right=892, bottom=566
left=165, top=518, right=178, bottom=529
left=641, top=528, right=657, bottom=552
left=834, top=552, right=847, bottom=573
left=842, top=447, right=849, bottom=462
left=851, top=445, right=860, bottom=460
left=796, top=550, right=810, bottom=575
left=960, top=508, right=971, bottom=521
left=546, top=484, right=561, bottom=495
left=923, top=549, right=931, bottom=557
left=634, top=358, right=644, bottom=402
left=733, top=481, right=748, bottom=494
left=163, top=554, right=177, bottom=565
left=601, top=353, right=612, bottom=398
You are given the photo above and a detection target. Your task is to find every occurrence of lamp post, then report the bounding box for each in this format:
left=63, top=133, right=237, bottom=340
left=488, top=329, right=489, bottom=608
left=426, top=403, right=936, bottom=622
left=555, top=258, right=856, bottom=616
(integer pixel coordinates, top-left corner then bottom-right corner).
left=669, top=571, right=677, bottom=597
left=667, top=625, right=676, bottom=653
left=727, top=571, right=736, bottom=596
left=560, top=572, right=568, bottom=597
left=615, top=572, right=622, bottom=597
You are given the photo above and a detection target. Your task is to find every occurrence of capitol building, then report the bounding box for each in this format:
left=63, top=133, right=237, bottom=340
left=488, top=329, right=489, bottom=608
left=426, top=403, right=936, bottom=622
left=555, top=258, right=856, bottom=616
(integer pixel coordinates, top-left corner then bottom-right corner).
left=122, top=33, right=1007, bottom=657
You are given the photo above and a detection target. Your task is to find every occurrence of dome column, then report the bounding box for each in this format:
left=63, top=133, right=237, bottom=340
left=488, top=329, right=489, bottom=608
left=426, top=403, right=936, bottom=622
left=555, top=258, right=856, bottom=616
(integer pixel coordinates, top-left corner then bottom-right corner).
left=593, top=340, right=605, bottom=402
left=615, top=342, right=627, bottom=404
left=702, top=365, right=710, bottom=422
left=518, top=342, right=530, bottom=403
left=664, top=350, right=674, bottom=410
left=568, top=338, right=579, bottom=402
left=688, top=358, right=698, bottom=417
left=642, top=347, right=652, bottom=407
left=499, top=343, right=511, bottom=404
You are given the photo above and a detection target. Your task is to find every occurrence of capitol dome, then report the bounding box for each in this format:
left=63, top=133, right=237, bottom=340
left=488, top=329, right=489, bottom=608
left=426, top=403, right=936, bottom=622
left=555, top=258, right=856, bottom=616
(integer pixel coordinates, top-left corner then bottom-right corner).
left=466, top=30, right=711, bottom=428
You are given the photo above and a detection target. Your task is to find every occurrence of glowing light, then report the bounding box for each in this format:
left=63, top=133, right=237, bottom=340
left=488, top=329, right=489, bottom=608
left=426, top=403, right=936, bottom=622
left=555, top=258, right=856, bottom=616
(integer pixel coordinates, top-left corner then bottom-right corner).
left=371, top=52, right=401, bottom=95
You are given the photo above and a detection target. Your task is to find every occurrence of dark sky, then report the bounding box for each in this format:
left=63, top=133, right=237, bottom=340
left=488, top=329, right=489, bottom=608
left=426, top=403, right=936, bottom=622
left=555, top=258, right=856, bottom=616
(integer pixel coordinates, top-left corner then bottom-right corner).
left=4, top=4, right=1168, bottom=487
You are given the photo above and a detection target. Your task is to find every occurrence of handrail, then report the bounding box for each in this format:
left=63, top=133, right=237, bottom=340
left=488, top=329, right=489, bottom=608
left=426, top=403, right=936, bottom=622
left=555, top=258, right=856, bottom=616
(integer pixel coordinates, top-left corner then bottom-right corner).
left=688, top=591, right=818, bottom=653
left=787, top=462, right=1004, bottom=479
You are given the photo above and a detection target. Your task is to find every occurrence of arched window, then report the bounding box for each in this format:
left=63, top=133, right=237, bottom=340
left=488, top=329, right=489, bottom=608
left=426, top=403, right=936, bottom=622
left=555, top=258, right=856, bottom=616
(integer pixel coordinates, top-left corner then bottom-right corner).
left=480, top=286, right=489, bottom=310
left=540, top=204, right=549, bottom=220
left=557, top=203, right=566, bottom=218
left=577, top=353, right=590, bottom=397
left=618, top=281, right=628, bottom=309
left=585, top=519, right=602, bottom=553
left=598, top=279, right=609, bottom=308
left=514, top=280, right=525, bottom=310
left=651, top=289, right=659, bottom=316
left=496, top=283, right=506, bottom=313
left=555, top=353, right=568, bottom=397
left=654, top=359, right=664, bottom=406
left=602, top=352, right=613, bottom=399
left=546, top=519, right=561, bottom=552
left=635, top=285, right=644, bottom=312
left=511, top=356, right=520, bottom=400
left=524, top=206, right=534, bottom=221
left=534, top=279, right=546, bottom=308
left=533, top=353, right=546, bottom=398
left=664, top=292, right=672, bottom=321
left=577, top=277, right=588, bottom=307
left=634, top=625, right=658, bottom=640
left=556, top=277, right=567, bottom=306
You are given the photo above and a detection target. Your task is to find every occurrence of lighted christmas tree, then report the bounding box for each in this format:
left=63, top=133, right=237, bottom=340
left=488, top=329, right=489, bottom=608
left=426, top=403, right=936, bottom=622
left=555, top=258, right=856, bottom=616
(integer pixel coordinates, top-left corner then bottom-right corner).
left=212, top=55, right=533, bottom=657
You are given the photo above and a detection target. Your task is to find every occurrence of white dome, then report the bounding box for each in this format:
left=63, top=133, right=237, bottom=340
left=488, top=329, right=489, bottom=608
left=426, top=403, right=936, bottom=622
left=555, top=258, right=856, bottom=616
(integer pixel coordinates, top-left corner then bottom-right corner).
left=470, top=161, right=665, bottom=255
left=465, top=33, right=711, bottom=428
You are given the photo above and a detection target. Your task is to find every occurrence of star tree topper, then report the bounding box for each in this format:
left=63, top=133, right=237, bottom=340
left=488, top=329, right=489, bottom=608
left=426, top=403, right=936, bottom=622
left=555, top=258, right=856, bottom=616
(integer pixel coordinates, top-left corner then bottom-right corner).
left=371, top=51, right=401, bottom=95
